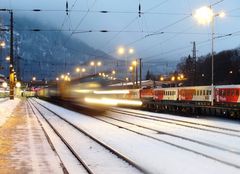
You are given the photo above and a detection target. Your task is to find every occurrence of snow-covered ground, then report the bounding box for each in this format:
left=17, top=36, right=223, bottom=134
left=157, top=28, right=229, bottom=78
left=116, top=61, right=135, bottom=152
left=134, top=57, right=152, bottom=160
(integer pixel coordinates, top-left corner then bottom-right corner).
left=30, top=98, right=240, bottom=174
left=0, top=98, right=20, bottom=127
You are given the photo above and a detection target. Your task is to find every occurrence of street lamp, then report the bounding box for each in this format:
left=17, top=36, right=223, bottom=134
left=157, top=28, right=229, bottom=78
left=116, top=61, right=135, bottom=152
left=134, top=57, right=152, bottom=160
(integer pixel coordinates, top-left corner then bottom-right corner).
left=0, top=41, right=5, bottom=48
left=6, top=56, right=10, bottom=61
left=90, top=61, right=102, bottom=74
left=117, top=46, right=135, bottom=81
left=32, top=76, right=36, bottom=81
left=194, top=6, right=225, bottom=106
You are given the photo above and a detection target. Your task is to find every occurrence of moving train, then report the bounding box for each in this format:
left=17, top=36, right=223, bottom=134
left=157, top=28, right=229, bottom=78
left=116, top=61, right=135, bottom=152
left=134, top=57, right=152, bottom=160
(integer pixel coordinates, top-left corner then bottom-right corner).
left=36, top=75, right=142, bottom=110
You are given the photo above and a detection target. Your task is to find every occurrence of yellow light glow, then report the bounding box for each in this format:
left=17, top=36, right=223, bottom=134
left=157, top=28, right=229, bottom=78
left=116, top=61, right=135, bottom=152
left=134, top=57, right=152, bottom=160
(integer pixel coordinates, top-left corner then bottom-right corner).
left=126, top=77, right=129, bottom=81
left=82, top=68, right=86, bottom=72
left=180, top=74, right=184, bottom=79
left=32, top=77, right=36, bottom=81
left=84, top=97, right=142, bottom=106
left=112, top=70, right=116, bottom=75
left=84, top=97, right=118, bottom=106
left=117, top=47, right=125, bottom=55
left=171, top=76, right=175, bottom=81
left=74, top=89, right=92, bottom=93
left=76, top=67, right=80, bottom=72
left=129, top=66, right=133, bottom=71
left=93, top=90, right=130, bottom=95
left=132, top=60, right=137, bottom=66
left=194, top=6, right=214, bottom=25
left=219, top=11, right=226, bottom=18
left=0, top=41, right=5, bottom=47
left=61, top=74, right=65, bottom=79
left=160, top=77, right=164, bottom=81
left=90, top=61, right=95, bottom=66
left=97, top=61, right=102, bottom=66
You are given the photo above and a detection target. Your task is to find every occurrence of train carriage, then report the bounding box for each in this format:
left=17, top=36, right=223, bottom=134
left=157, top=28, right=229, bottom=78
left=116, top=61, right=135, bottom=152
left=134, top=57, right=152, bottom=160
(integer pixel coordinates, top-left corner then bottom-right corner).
left=178, top=86, right=212, bottom=105
left=215, top=85, right=240, bottom=106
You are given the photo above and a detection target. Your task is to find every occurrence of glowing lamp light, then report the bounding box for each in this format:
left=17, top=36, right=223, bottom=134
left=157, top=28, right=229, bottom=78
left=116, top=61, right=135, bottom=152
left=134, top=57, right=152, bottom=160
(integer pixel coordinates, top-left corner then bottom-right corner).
left=0, top=41, right=5, bottom=47
left=219, top=11, right=226, bottom=18
left=129, top=48, right=134, bottom=54
left=2, top=82, right=7, bottom=88
left=160, top=77, right=164, bottom=81
left=82, top=68, right=86, bottom=72
left=32, top=77, right=36, bottom=81
left=171, top=76, right=175, bottom=81
left=6, top=56, right=10, bottom=61
left=76, top=67, right=80, bottom=72
left=97, top=61, right=102, bottom=66
left=117, top=47, right=125, bottom=55
left=194, top=6, right=214, bottom=25
left=90, top=61, right=95, bottom=66
left=16, top=82, right=21, bottom=88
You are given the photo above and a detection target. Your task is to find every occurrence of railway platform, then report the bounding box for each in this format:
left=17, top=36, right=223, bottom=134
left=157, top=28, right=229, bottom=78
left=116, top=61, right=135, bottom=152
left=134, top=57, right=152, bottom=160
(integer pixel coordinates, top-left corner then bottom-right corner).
left=0, top=98, right=64, bottom=174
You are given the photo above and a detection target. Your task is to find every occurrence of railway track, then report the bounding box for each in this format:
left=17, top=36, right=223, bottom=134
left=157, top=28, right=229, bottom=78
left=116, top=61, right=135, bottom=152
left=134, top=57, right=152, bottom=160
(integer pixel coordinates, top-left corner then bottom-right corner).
left=28, top=99, right=147, bottom=174
left=91, top=110, right=240, bottom=169
left=110, top=108, right=240, bottom=137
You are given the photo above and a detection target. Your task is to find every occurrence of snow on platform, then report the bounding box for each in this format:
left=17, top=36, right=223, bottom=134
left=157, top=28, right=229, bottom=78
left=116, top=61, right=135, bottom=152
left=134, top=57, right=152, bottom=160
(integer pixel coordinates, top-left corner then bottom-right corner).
left=0, top=98, right=64, bottom=174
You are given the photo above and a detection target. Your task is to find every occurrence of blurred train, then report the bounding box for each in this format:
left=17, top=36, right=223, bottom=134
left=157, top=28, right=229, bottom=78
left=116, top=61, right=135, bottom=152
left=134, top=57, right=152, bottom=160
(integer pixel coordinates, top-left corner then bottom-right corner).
left=36, top=75, right=142, bottom=110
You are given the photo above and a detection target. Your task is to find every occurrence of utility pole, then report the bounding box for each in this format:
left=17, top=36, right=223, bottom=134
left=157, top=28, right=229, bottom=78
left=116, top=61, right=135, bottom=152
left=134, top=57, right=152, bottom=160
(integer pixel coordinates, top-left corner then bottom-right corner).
left=9, top=10, right=14, bottom=100
left=135, top=59, right=138, bottom=88
left=192, top=41, right=197, bottom=85
left=139, top=58, right=142, bottom=88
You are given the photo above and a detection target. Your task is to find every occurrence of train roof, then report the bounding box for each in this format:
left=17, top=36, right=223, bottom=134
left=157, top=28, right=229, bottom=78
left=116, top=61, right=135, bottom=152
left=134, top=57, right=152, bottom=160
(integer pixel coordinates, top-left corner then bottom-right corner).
left=215, top=85, right=240, bottom=89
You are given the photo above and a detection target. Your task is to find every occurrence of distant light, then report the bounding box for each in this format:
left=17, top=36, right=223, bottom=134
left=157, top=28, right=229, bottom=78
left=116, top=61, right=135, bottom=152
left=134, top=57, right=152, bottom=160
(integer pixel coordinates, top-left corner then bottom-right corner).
left=229, top=70, right=233, bottom=74
left=112, top=70, right=116, bottom=75
left=219, top=11, right=226, bottom=18
left=126, top=77, right=129, bottom=81
left=5, top=56, right=10, bottom=61
left=194, top=6, right=214, bottom=25
left=160, top=77, right=164, bottom=81
left=56, top=77, right=59, bottom=81
left=171, top=76, right=175, bottom=81
left=99, top=73, right=102, bottom=76
left=84, top=97, right=118, bottom=106
left=76, top=67, right=80, bottom=72
left=16, top=82, right=21, bottom=88
left=117, top=47, right=125, bottom=55
left=97, top=61, right=102, bottom=66
left=0, top=41, right=5, bottom=48
left=61, top=74, right=65, bottom=79
left=82, top=68, right=86, bottom=72
left=202, top=74, right=205, bottom=77
left=2, top=82, right=7, bottom=88
left=180, top=74, right=184, bottom=79
left=132, top=60, right=137, bottom=66
left=67, top=72, right=70, bottom=76
left=129, top=66, right=133, bottom=71
left=90, top=61, right=95, bottom=66
left=128, top=48, right=134, bottom=54
left=32, top=76, right=36, bottom=81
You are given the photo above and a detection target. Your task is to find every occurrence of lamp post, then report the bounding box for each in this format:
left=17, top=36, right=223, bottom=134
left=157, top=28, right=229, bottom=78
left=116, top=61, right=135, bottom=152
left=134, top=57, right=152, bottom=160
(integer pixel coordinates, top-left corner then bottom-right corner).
left=117, top=46, right=134, bottom=81
left=90, top=61, right=102, bottom=74
left=194, top=6, right=225, bottom=106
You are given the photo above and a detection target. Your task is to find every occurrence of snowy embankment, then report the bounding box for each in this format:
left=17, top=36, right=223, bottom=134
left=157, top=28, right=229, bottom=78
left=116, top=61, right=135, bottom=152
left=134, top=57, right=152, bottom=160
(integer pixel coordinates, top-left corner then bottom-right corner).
left=33, top=98, right=240, bottom=174
left=0, top=98, right=21, bottom=127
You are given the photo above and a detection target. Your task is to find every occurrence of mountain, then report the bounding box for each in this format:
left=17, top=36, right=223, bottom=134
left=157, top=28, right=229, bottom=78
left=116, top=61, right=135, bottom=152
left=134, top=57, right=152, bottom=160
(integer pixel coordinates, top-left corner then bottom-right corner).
left=0, top=16, right=115, bottom=81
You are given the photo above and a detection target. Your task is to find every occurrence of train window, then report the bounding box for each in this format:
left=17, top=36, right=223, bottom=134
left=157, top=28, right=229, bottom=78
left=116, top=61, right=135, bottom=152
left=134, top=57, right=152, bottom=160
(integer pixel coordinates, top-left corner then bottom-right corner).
left=196, top=90, right=199, bottom=96
left=203, top=90, right=206, bottom=95
left=231, top=90, right=235, bottom=96
left=223, top=90, right=226, bottom=96
left=208, top=90, right=212, bottom=95
left=227, top=90, right=230, bottom=96
left=236, top=90, right=239, bottom=96
left=200, top=90, right=202, bottom=96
